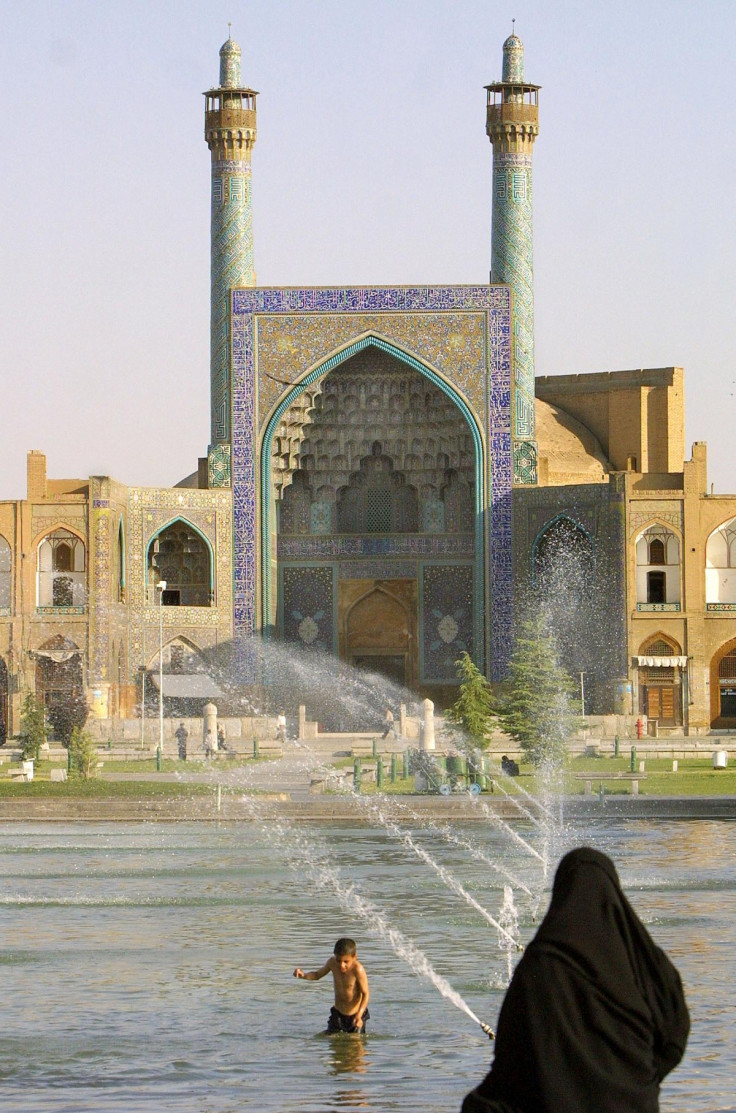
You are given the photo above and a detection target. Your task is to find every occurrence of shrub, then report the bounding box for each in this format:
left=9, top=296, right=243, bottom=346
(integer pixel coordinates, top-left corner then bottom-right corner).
left=68, top=727, right=98, bottom=779
left=19, top=692, right=46, bottom=761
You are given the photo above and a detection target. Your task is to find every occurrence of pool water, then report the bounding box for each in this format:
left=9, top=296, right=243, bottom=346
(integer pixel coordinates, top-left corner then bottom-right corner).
left=0, top=819, right=734, bottom=1112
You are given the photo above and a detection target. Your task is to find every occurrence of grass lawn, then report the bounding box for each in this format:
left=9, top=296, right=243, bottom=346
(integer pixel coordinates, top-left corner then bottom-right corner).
left=0, top=753, right=734, bottom=798
left=354, top=755, right=736, bottom=796
left=557, top=755, right=736, bottom=796
left=0, top=755, right=255, bottom=798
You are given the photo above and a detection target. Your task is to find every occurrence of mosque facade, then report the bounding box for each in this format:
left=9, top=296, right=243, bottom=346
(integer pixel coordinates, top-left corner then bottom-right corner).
left=0, top=33, right=735, bottom=740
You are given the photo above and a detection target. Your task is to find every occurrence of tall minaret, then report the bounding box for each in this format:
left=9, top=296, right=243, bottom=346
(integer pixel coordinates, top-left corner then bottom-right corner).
left=204, top=33, right=258, bottom=487
left=486, top=32, right=540, bottom=485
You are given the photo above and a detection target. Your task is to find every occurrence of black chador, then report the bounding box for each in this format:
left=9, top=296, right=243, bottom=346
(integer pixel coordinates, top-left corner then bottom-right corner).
left=462, top=847, right=690, bottom=1113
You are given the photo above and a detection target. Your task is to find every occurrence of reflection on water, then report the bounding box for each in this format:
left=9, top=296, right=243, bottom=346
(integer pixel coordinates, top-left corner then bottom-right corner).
left=327, top=1033, right=369, bottom=1076
left=326, top=1034, right=372, bottom=1110
left=0, top=820, right=734, bottom=1112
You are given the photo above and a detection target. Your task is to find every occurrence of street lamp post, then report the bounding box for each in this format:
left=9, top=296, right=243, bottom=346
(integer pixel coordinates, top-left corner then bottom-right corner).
left=138, top=665, right=147, bottom=749
left=156, top=581, right=167, bottom=770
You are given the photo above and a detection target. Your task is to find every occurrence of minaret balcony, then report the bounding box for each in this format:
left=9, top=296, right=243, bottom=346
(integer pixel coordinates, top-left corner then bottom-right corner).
left=205, top=106, right=257, bottom=132
left=486, top=102, right=539, bottom=130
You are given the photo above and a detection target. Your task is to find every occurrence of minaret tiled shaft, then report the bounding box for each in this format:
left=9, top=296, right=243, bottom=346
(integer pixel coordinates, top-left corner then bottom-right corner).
left=204, top=37, right=257, bottom=475
left=486, top=34, right=540, bottom=485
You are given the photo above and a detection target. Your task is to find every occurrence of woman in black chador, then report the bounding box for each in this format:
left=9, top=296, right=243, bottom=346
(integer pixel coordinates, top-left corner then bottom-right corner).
left=462, top=847, right=689, bottom=1113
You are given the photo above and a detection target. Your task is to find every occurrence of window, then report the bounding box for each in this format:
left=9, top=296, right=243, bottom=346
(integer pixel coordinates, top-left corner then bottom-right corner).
left=646, top=638, right=679, bottom=657
left=648, top=538, right=666, bottom=565
left=647, top=571, right=666, bottom=604
left=366, top=489, right=392, bottom=533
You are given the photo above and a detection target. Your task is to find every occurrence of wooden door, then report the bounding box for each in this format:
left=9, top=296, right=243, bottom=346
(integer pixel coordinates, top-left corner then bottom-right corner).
left=646, top=687, right=661, bottom=720
left=659, top=686, right=675, bottom=723
left=645, top=685, right=681, bottom=726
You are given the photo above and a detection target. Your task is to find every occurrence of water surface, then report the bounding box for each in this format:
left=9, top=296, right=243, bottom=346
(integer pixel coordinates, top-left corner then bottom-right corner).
left=0, top=819, right=733, bottom=1112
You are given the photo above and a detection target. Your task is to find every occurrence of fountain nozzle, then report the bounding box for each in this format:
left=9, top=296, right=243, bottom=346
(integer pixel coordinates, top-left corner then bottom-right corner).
left=479, top=1021, right=495, bottom=1040
left=516, top=943, right=524, bottom=952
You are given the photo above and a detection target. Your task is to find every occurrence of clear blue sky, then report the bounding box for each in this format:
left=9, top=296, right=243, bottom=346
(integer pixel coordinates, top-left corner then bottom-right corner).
left=1, top=0, right=734, bottom=497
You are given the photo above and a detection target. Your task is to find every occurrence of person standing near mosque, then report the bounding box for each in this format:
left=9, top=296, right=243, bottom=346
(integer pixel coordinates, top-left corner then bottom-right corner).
left=381, top=707, right=396, bottom=740
left=175, top=721, right=188, bottom=761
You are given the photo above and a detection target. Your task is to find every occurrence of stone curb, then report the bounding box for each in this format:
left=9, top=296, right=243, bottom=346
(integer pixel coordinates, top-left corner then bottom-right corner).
left=0, top=794, right=733, bottom=822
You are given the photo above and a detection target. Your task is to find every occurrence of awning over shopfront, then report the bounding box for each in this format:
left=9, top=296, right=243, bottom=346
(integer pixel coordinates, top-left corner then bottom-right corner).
left=636, top=656, right=688, bottom=668
left=149, top=674, right=225, bottom=699
left=31, top=642, right=80, bottom=663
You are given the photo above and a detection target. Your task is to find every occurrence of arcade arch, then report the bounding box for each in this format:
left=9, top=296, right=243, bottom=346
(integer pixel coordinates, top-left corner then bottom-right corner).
left=146, top=519, right=214, bottom=607
left=711, top=638, right=736, bottom=728
left=37, top=528, right=86, bottom=608
left=636, top=633, right=684, bottom=729
left=344, top=584, right=415, bottom=689
left=635, top=525, right=681, bottom=606
left=532, top=515, right=594, bottom=597
left=705, top=516, right=736, bottom=605
left=34, top=635, right=85, bottom=736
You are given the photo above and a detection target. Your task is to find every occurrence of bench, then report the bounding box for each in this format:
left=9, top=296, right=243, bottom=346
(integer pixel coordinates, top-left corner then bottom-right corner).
left=574, top=773, right=647, bottom=796
left=8, top=760, right=34, bottom=782
left=9, top=767, right=34, bottom=782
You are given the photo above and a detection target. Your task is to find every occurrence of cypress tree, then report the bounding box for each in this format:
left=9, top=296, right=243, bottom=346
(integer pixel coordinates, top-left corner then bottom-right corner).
left=447, top=651, right=497, bottom=750
left=68, top=726, right=98, bottom=779
left=499, top=611, right=578, bottom=768
left=19, top=691, right=46, bottom=761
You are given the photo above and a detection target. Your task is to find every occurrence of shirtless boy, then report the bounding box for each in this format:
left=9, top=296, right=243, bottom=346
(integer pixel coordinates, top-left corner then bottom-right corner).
left=293, top=937, right=370, bottom=1034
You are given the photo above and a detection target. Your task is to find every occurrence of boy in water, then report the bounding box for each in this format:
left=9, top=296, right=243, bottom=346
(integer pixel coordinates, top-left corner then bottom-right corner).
left=294, top=937, right=370, bottom=1034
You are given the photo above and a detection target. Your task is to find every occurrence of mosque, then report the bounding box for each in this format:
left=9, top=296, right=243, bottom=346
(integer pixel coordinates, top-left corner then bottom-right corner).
left=1, top=32, right=735, bottom=740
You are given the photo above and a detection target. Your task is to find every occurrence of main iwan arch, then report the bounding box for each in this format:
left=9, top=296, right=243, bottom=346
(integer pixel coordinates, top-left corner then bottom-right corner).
left=255, top=334, right=488, bottom=691
left=229, top=290, right=514, bottom=691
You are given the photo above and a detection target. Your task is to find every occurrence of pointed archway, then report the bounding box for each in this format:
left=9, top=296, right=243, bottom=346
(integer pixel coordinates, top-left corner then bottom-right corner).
left=263, top=335, right=484, bottom=693
left=711, top=637, right=736, bottom=728
left=343, top=584, right=416, bottom=688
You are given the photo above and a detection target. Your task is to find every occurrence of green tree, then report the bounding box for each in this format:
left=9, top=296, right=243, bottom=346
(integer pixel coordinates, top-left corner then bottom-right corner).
left=68, top=726, right=98, bottom=779
left=499, top=611, right=579, bottom=768
left=19, top=691, right=46, bottom=761
left=446, top=651, right=497, bottom=750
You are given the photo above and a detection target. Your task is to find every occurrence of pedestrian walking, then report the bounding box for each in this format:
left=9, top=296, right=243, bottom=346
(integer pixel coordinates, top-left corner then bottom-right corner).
left=381, top=707, right=397, bottom=740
